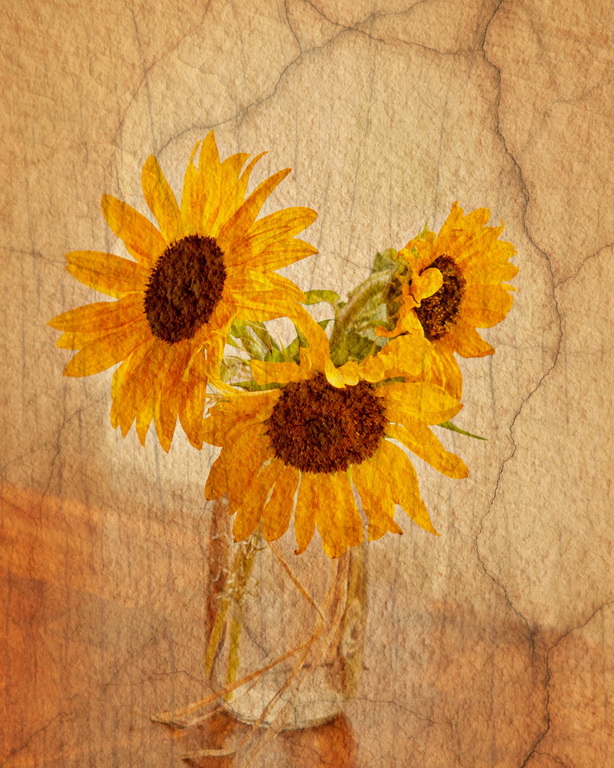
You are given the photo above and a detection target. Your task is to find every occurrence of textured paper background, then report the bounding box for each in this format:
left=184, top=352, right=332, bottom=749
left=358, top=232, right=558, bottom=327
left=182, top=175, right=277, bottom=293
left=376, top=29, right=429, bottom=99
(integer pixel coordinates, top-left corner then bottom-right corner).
left=2, top=1, right=613, bottom=765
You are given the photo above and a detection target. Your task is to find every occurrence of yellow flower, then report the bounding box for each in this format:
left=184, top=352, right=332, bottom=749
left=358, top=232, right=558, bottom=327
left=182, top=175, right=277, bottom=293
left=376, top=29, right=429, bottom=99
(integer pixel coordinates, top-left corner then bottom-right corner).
left=49, top=133, right=317, bottom=450
left=202, top=321, right=468, bottom=558
left=379, top=203, right=518, bottom=397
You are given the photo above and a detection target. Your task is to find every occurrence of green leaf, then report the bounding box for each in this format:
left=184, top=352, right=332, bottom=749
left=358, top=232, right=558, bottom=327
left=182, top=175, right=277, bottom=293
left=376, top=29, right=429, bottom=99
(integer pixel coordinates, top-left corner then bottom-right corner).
left=346, top=332, right=376, bottom=363
left=264, top=349, right=286, bottom=363
left=303, top=289, right=341, bottom=307
left=372, top=249, right=398, bottom=273
left=247, top=322, right=280, bottom=352
left=437, top=421, right=487, bottom=441
left=284, top=335, right=300, bottom=359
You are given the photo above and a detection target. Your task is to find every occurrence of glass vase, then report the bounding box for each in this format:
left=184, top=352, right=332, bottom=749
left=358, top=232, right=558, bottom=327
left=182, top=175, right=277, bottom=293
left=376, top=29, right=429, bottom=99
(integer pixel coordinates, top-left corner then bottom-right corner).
left=204, top=497, right=367, bottom=732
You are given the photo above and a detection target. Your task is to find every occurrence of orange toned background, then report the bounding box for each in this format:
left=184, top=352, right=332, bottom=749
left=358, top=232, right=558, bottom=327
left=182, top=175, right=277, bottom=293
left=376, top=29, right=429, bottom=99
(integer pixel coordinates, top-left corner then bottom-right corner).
left=2, top=1, right=613, bottom=766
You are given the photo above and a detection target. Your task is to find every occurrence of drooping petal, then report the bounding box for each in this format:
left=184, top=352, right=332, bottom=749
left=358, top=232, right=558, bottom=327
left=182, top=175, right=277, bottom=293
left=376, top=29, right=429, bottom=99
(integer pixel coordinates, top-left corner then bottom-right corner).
left=154, top=340, right=193, bottom=451
left=110, top=339, right=155, bottom=435
left=261, top=466, right=300, bottom=541
left=386, top=420, right=468, bottom=479
left=232, top=460, right=285, bottom=542
left=206, top=425, right=272, bottom=504
left=351, top=455, right=402, bottom=541
left=178, top=353, right=210, bottom=448
left=315, top=472, right=363, bottom=558
left=294, top=473, right=318, bottom=554
left=135, top=343, right=175, bottom=446
left=378, top=439, right=437, bottom=534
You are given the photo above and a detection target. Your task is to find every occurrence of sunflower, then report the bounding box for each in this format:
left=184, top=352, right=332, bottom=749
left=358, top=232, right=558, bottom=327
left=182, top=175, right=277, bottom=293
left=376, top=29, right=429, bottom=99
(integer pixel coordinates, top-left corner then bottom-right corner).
left=378, top=203, right=518, bottom=397
left=49, top=132, right=317, bottom=450
left=202, top=321, right=468, bottom=558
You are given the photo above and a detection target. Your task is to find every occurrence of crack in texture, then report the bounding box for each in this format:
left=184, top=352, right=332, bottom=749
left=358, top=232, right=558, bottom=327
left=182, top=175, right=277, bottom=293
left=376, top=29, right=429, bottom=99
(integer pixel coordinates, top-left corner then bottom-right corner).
left=519, top=601, right=614, bottom=766
left=476, top=11, right=614, bottom=763
left=44, top=1, right=611, bottom=763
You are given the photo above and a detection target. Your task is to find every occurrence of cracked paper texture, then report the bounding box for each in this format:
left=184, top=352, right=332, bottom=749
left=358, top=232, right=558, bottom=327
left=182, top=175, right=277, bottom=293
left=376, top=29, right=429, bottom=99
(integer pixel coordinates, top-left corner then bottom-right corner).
left=1, top=1, right=613, bottom=766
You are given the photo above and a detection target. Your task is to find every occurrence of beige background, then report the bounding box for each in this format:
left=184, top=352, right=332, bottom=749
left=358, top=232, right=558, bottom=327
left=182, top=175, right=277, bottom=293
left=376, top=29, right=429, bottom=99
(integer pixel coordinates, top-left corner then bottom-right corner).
left=2, top=0, right=613, bottom=765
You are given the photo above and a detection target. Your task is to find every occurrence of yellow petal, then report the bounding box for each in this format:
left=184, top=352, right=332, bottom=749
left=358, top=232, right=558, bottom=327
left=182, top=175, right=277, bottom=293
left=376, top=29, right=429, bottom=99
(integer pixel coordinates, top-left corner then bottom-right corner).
left=198, top=132, right=223, bottom=234
left=180, top=141, right=204, bottom=233
left=110, top=339, right=155, bottom=435
left=227, top=208, right=318, bottom=267
left=251, top=360, right=303, bottom=387
left=294, top=309, right=331, bottom=372
left=215, top=152, right=251, bottom=224
left=64, top=321, right=151, bottom=377
left=154, top=340, right=193, bottom=451
left=412, top=266, right=443, bottom=303
left=294, top=473, right=318, bottom=554
left=357, top=354, right=386, bottom=383
left=227, top=270, right=304, bottom=302
left=216, top=168, right=291, bottom=251
left=232, top=296, right=301, bottom=322
left=49, top=294, right=144, bottom=333
left=351, top=457, right=402, bottom=541
left=178, top=353, right=210, bottom=448
left=64, top=250, right=150, bottom=297
left=378, top=440, right=437, bottom=534
left=135, top=343, right=174, bottom=447
left=336, top=361, right=360, bottom=386
left=446, top=321, right=494, bottom=357
left=241, top=238, right=318, bottom=272
left=430, top=345, right=463, bottom=400
left=202, top=390, right=279, bottom=446
left=386, top=420, right=468, bottom=479
left=375, top=333, right=435, bottom=381
left=462, top=285, right=514, bottom=328
left=233, top=460, right=284, bottom=542
left=315, top=472, right=362, bottom=558
left=462, top=256, right=518, bottom=284
left=261, top=466, right=299, bottom=541
left=206, top=427, right=273, bottom=504
left=141, top=155, right=183, bottom=243
left=101, top=195, right=167, bottom=266
left=382, top=381, right=462, bottom=424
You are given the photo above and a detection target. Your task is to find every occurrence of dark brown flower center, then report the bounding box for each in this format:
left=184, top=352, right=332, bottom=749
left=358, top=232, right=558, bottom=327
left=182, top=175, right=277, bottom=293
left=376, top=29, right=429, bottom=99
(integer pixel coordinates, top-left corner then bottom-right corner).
left=266, top=374, right=387, bottom=473
left=415, top=255, right=466, bottom=341
left=144, top=235, right=226, bottom=344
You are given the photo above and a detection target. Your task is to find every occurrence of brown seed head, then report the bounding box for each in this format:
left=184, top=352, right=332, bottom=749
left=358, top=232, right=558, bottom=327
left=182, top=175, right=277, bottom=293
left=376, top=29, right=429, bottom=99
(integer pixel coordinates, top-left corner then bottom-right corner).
left=144, top=235, right=226, bottom=344
left=266, top=373, right=387, bottom=473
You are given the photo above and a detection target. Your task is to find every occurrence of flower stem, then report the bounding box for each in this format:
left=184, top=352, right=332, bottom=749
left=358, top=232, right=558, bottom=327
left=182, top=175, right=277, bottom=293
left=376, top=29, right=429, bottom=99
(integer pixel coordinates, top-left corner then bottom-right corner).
left=329, top=271, right=393, bottom=361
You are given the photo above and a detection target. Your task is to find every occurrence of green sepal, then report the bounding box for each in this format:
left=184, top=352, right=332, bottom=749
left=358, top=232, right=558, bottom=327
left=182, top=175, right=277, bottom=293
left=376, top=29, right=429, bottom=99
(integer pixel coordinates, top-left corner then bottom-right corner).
left=303, top=289, right=341, bottom=307
left=437, top=421, right=487, bottom=441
